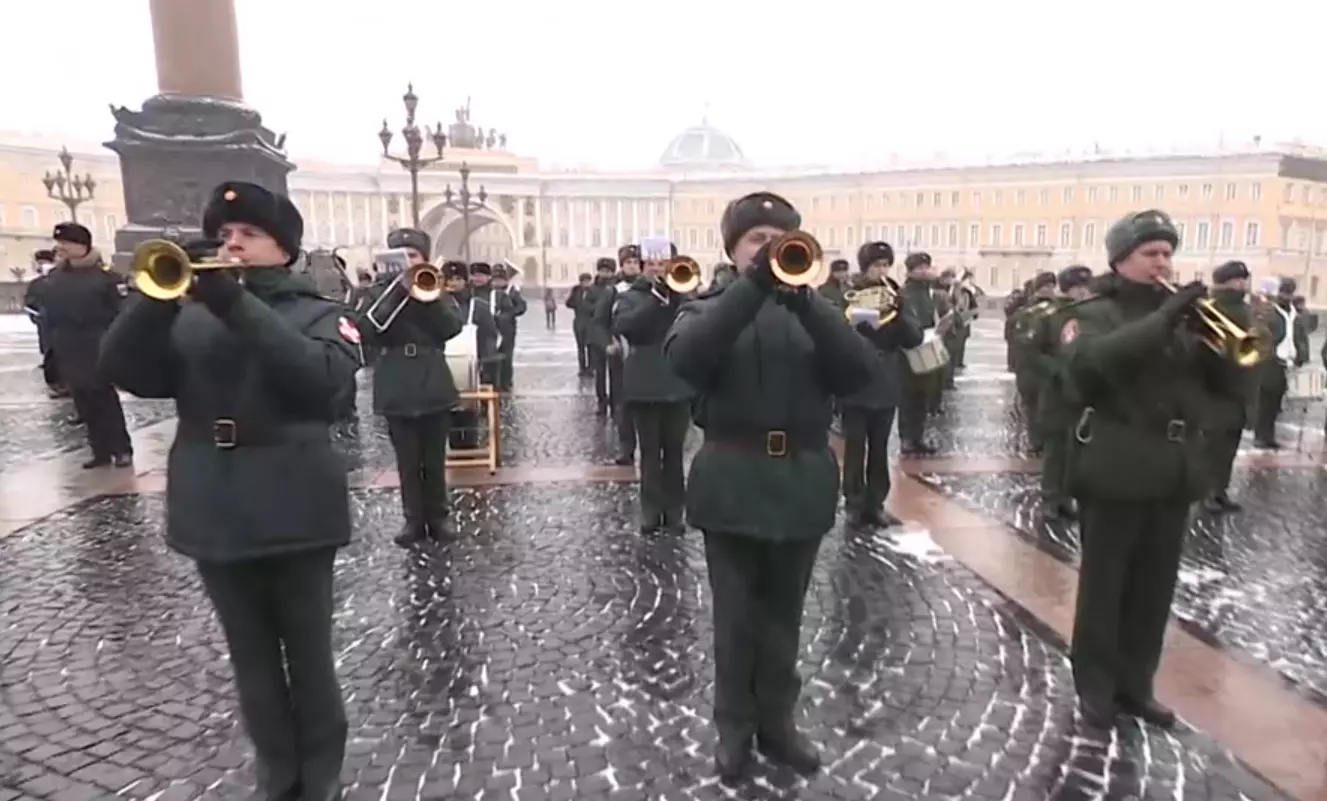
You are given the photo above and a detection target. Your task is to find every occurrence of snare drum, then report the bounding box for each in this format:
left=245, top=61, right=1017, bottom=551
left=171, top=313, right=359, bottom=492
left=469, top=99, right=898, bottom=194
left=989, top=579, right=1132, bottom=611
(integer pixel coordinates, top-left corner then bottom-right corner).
left=903, top=333, right=950, bottom=375
left=447, top=354, right=479, bottom=393
left=1285, top=365, right=1326, bottom=402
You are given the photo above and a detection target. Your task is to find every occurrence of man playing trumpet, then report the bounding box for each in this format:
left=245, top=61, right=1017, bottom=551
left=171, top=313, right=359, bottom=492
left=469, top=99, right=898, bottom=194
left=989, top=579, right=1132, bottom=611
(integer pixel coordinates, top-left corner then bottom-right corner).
left=665, top=192, right=869, bottom=781
left=610, top=238, right=695, bottom=534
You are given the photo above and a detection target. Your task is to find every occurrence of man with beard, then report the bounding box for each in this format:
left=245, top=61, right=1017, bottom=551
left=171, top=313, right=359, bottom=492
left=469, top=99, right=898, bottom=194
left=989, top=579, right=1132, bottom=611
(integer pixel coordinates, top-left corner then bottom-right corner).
left=42, top=222, right=133, bottom=468
left=597, top=245, right=642, bottom=465
left=1061, top=209, right=1243, bottom=729
left=612, top=239, right=694, bottom=533
left=897, top=252, right=940, bottom=454
left=665, top=191, right=869, bottom=781
left=100, top=181, right=357, bottom=801
left=24, top=249, right=65, bottom=397
left=817, top=259, right=851, bottom=310
left=359, top=228, right=466, bottom=545
left=1204, top=260, right=1255, bottom=512
left=490, top=264, right=527, bottom=392
left=1251, top=276, right=1309, bottom=449
left=839, top=241, right=922, bottom=528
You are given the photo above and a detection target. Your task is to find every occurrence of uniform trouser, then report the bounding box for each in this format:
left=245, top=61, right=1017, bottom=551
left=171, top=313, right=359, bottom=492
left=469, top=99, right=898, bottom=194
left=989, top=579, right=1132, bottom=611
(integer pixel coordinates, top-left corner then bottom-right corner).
left=608, top=355, right=636, bottom=459
left=1016, top=379, right=1042, bottom=450
left=940, top=334, right=962, bottom=387
left=949, top=329, right=969, bottom=368
left=1070, top=499, right=1188, bottom=706
left=841, top=405, right=895, bottom=512
left=1207, top=425, right=1243, bottom=496
left=897, top=371, right=932, bottom=445
left=631, top=401, right=689, bottom=526
left=386, top=413, right=450, bottom=526
left=496, top=345, right=516, bottom=391
left=71, top=385, right=132, bottom=458
left=704, top=532, right=821, bottom=742
left=545, top=309, right=555, bottom=330
left=574, top=330, right=591, bottom=372
left=41, top=350, right=61, bottom=388
left=1253, top=362, right=1287, bottom=443
left=590, top=348, right=609, bottom=404
left=1039, top=426, right=1069, bottom=503
left=197, top=549, right=346, bottom=801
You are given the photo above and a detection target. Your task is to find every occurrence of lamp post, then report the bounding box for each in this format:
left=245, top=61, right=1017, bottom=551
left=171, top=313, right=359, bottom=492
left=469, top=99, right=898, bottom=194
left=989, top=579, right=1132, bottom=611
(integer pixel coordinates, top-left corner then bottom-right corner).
left=43, top=147, right=96, bottom=223
left=377, top=83, right=446, bottom=229
left=443, top=162, right=487, bottom=263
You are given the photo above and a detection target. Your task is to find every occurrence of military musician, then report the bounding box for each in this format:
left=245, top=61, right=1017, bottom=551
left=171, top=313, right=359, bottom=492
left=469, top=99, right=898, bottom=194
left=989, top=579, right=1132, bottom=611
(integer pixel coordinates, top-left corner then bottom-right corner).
left=1205, top=260, right=1255, bottom=511
left=611, top=238, right=694, bottom=533
left=100, top=181, right=358, bottom=801
left=839, top=241, right=922, bottom=529
left=818, top=258, right=851, bottom=309
left=359, top=228, right=466, bottom=545
left=490, top=263, right=527, bottom=392
left=664, top=191, right=869, bottom=781
left=1010, top=272, right=1059, bottom=454
left=1060, top=210, right=1243, bottom=729
left=897, top=252, right=941, bottom=454
left=599, top=245, right=643, bottom=465
left=1251, top=276, right=1309, bottom=449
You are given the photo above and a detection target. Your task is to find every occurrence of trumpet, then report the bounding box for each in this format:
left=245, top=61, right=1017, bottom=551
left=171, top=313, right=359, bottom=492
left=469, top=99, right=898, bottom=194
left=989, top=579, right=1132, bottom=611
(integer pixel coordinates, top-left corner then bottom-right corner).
left=768, top=231, right=827, bottom=287
left=843, top=283, right=899, bottom=328
left=664, top=256, right=702, bottom=294
left=1157, top=279, right=1261, bottom=366
left=130, top=239, right=241, bottom=301
left=364, top=262, right=444, bottom=332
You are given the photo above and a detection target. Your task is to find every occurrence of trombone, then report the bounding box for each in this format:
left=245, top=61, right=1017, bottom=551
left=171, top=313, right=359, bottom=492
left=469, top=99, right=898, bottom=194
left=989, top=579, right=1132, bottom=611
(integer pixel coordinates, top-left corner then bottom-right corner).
left=768, top=231, right=827, bottom=287
left=1157, top=279, right=1261, bottom=367
left=843, top=283, right=899, bottom=328
left=363, top=261, right=444, bottom=332
left=131, top=239, right=241, bottom=301
left=664, top=256, right=702, bottom=294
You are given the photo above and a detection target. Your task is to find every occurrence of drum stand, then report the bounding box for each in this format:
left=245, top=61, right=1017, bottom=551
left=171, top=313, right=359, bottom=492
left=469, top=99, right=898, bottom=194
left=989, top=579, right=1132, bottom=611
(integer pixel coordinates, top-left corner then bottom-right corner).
left=446, top=385, right=502, bottom=473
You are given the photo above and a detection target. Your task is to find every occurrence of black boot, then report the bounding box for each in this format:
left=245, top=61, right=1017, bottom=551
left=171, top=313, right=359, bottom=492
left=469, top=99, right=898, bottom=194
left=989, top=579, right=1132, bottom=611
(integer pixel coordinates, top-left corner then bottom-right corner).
left=714, top=736, right=752, bottom=782
left=427, top=517, right=456, bottom=540
left=81, top=455, right=110, bottom=469
left=393, top=520, right=428, bottom=547
left=1116, top=696, right=1176, bottom=728
left=756, top=724, right=821, bottom=775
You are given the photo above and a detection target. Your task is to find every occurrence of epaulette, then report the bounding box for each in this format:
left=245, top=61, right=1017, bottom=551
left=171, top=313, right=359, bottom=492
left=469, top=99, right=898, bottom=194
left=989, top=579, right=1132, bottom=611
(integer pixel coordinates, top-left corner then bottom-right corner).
left=1056, top=295, right=1108, bottom=315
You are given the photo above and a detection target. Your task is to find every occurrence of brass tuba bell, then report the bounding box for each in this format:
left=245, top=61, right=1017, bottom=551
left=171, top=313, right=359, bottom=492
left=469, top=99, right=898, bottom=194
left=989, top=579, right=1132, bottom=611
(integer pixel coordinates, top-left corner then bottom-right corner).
left=664, top=256, right=702, bottom=294
left=130, top=239, right=240, bottom=301
left=768, top=231, right=827, bottom=287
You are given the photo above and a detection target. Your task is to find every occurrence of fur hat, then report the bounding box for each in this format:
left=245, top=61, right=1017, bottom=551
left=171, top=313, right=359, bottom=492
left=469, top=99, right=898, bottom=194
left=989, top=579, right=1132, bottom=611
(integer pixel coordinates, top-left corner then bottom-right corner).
left=201, top=181, right=303, bottom=265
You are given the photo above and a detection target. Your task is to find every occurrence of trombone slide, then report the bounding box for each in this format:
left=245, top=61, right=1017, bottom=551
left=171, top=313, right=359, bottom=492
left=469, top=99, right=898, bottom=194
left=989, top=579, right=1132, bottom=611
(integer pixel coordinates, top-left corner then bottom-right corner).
left=363, top=263, right=444, bottom=332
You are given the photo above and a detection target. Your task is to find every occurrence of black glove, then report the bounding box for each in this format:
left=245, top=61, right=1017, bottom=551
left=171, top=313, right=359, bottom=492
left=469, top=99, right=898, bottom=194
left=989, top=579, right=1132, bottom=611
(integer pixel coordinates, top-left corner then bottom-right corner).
left=749, top=244, right=776, bottom=292
left=192, top=269, right=243, bottom=315
left=775, top=286, right=813, bottom=313
left=1159, top=280, right=1207, bottom=325
left=855, top=321, right=876, bottom=337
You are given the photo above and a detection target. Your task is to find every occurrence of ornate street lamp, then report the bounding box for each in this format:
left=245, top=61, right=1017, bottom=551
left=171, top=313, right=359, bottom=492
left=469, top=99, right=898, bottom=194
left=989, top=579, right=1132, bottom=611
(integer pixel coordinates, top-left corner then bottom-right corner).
left=42, top=146, right=96, bottom=222
left=443, top=163, right=487, bottom=263
left=378, top=83, right=446, bottom=229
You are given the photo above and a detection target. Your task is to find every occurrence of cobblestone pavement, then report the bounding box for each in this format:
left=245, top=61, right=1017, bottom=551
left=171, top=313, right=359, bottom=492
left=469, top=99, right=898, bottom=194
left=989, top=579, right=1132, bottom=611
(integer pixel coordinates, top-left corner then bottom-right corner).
left=912, top=467, right=1327, bottom=708
left=0, top=486, right=1280, bottom=801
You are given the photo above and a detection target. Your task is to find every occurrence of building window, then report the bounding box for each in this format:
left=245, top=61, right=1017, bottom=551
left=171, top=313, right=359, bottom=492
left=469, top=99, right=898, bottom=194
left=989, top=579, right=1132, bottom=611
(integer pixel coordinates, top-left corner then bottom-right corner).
left=864, top=224, right=874, bottom=241
left=988, top=266, right=999, bottom=287
left=1178, top=184, right=1190, bottom=200
left=1283, top=183, right=1295, bottom=203
left=1176, top=221, right=1187, bottom=244
left=915, top=192, right=925, bottom=207
left=1131, top=185, right=1142, bottom=202
left=929, top=224, right=940, bottom=246
left=1063, top=186, right=1074, bottom=203
left=1154, top=185, right=1164, bottom=201
left=591, top=230, right=602, bottom=248
left=1245, top=221, right=1260, bottom=247
left=1225, top=183, right=1237, bottom=201
left=971, top=191, right=981, bottom=207
left=993, top=190, right=1003, bottom=206
left=21, top=206, right=37, bottom=229
left=990, top=224, right=1002, bottom=246
left=1087, top=187, right=1098, bottom=203
left=1250, top=183, right=1262, bottom=201
left=1202, top=183, right=1213, bottom=201
left=932, top=192, right=943, bottom=207
left=1083, top=222, right=1096, bottom=248
left=1015, top=189, right=1026, bottom=205
left=968, top=223, right=980, bottom=247
left=947, top=223, right=958, bottom=247
left=1035, top=223, right=1047, bottom=247
left=911, top=224, right=922, bottom=247
left=1059, top=222, right=1072, bottom=248
left=1038, top=188, right=1049, bottom=205
left=895, top=225, right=906, bottom=245
left=1219, top=221, right=1233, bottom=250
left=1109, top=186, right=1119, bottom=202
left=1312, top=276, right=1321, bottom=300
left=950, top=191, right=960, bottom=206
left=846, top=226, right=855, bottom=244
left=104, top=214, right=118, bottom=240
left=1195, top=221, right=1209, bottom=250
left=1013, top=224, right=1025, bottom=246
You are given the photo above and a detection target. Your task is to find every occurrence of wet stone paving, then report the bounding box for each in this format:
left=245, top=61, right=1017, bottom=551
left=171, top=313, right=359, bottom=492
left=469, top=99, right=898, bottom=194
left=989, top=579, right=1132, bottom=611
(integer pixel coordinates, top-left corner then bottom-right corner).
left=914, top=467, right=1327, bottom=706
left=0, top=314, right=1302, bottom=801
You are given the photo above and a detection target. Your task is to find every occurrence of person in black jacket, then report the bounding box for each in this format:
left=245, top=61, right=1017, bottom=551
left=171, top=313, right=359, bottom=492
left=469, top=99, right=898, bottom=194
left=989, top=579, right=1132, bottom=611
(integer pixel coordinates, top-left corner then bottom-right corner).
left=447, top=262, right=506, bottom=450
left=99, top=181, right=359, bottom=801
left=565, top=272, right=596, bottom=375
left=611, top=240, right=694, bottom=533
left=582, top=259, right=618, bottom=413
left=598, top=245, right=642, bottom=464
left=490, top=264, right=527, bottom=391
left=44, top=222, right=133, bottom=468
left=24, top=249, right=65, bottom=397
left=360, top=228, right=466, bottom=545
left=839, top=241, right=923, bottom=529
left=664, top=192, right=870, bottom=781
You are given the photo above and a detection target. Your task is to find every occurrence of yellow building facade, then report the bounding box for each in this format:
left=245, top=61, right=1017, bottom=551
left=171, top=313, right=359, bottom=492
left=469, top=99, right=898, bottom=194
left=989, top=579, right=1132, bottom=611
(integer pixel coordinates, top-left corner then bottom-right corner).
left=3, top=125, right=1327, bottom=299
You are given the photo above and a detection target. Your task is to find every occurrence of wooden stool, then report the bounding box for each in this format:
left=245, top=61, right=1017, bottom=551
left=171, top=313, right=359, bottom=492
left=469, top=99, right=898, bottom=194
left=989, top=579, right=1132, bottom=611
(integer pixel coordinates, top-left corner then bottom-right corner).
left=445, top=384, right=501, bottom=473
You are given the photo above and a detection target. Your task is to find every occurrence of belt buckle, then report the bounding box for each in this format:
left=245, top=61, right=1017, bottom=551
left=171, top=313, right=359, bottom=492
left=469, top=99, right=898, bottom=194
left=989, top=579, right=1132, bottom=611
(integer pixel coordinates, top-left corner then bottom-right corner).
left=1166, top=419, right=1186, bottom=442
left=404, top=343, right=418, bottom=358
left=766, top=430, right=788, bottom=457
left=213, top=418, right=237, bottom=449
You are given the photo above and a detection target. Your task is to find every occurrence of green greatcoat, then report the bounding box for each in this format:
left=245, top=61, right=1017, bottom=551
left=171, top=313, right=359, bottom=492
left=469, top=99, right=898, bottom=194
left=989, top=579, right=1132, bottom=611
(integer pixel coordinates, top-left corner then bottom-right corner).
left=1059, top=273, right=1242, bottom=710
left=1010, top=297, right=1058, bottom=450
left=1025, top=297, right=1076, bottom=504
left=1205, top=289, right=1255, bottom=495
left=898, top=277, right=939, bottom=444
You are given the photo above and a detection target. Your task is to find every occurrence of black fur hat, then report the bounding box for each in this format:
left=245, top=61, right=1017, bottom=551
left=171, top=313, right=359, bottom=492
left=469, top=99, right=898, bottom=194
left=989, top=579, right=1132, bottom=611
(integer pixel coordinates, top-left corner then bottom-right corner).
left=469, top=261, right=493, bottom=276
left=719, top=192, right=800, bottom=257
left=617, top=244, right=640, bottom=265
left=386, top=228, right=432, bottom=258
left=52, top=222, right=92, bottom=249
left=441, top=260, right=468, bottom=280
left=856, top=241, right=894, bottom=270
left=595, top=257, right=617, bottom=272
left=201, top=181, right=303, bottom=265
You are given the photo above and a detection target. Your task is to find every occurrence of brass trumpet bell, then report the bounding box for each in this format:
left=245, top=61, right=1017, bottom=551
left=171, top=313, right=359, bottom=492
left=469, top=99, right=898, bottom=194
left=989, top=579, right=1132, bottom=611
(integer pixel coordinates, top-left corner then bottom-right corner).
left=769, top=231, right=826, bottom=287
left=664, top=256, right=701, bottom=294
left=131, top=239, right=239, bottom=301
left=1158, top=279, right=1261, bottom=367
left=408, top=263, right=443, bottom=302
left=843, top=284, right=899, bottom=328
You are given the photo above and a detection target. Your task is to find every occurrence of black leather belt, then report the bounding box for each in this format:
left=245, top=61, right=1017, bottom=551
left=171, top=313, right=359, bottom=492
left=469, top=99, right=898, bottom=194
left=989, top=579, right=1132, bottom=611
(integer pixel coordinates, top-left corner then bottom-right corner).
left=704, top=429, right=827, bottom=457
left=176, top=418, right=328, bottom=449
left=392, top=343, right=441, bottom=358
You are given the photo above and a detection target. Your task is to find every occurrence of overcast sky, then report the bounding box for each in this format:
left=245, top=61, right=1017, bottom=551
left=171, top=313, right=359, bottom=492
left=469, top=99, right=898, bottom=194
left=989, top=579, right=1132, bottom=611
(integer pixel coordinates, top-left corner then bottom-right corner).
left=4, top=0, right=1323, bottom=170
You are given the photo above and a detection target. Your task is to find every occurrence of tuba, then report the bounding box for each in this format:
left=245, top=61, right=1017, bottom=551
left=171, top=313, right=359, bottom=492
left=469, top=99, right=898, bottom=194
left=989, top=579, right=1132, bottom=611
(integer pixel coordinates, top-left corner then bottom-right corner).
left=843, top=283, right=899, bottom=328
left=131, top=239, right=241, bottom=301
left=1157, top=279, right=1260, bottom=366
left=664, top=256, right=702, bottom=294
left=768, top=231, right=827, bottom=287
